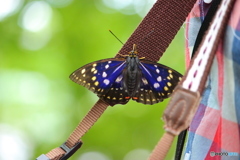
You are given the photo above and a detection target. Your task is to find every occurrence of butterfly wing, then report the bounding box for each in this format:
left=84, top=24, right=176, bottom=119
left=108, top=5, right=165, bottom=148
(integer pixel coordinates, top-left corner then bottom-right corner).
left=132, top=59, right=182, bottom=105
left=69, top=58, right=130, bottom=106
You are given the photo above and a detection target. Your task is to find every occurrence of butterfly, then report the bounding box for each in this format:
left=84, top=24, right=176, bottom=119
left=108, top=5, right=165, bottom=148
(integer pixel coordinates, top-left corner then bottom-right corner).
left=70, top=44, right=182, bottom=106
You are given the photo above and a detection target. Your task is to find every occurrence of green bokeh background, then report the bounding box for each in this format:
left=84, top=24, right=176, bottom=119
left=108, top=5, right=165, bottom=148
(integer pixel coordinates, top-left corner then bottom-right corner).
left=0, top=0, right=186, bottom=159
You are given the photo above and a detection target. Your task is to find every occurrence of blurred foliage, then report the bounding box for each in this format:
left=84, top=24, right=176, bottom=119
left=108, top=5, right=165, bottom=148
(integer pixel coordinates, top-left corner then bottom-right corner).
left=0, top=0, right=185, bottom=160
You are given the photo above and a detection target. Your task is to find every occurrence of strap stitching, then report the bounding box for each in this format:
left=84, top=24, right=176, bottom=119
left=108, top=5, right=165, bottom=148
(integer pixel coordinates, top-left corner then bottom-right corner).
left=183, top=0, right=231, bottom=92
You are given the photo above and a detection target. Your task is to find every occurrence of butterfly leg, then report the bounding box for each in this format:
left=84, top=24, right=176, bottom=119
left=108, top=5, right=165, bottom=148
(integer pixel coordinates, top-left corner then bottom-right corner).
left=139, top=57, right=145, bottom=60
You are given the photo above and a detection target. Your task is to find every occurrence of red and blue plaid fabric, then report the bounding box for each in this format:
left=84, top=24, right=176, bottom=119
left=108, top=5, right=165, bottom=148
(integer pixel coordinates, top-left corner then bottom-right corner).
left=184, top=0, right=240, bottom=159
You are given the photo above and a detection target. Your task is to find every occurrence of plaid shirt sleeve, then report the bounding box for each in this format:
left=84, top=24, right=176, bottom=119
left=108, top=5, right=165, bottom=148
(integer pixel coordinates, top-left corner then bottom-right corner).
left=184, top=0, right=240, bottom=160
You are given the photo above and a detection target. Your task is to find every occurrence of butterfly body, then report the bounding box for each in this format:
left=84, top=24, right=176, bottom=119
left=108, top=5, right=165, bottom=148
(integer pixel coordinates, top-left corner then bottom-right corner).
left=122, top=46, right=142, bottom=97
left=70, top=44, right=182, bottom=106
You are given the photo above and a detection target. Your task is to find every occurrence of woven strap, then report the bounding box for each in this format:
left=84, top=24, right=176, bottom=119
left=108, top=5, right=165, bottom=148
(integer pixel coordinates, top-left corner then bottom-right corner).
left=38, top=100, right=108, bottom=160
left=118, top=0, right=196, bottom=62
left=148, top=0, right=236, bottom=159
left=36, top=0, right=196, bottom=159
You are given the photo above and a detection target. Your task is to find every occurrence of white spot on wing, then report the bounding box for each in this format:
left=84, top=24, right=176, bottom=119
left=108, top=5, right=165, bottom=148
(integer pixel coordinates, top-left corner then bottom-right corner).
left=108, top=61, right=112, bottom=63
left=154, top=83, right=160, bottom=88
left=102, top=72, right=107, bottom=78
left=115, top=76, right=123, bottom=83
left=105, top=64, right=109, bottom=69
left=157, top=76, right=162, bottom=82
left=103, top=79, right=110, bottom=85
left=142, top=78, right=148, bottom=85
left=156, top=69, right=160, bottom=73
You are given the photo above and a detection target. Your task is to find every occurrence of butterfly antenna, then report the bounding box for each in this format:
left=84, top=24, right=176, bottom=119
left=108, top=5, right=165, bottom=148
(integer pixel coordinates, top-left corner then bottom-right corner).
left=109, top=30, right=124, bottom=45
left=138, top=28, right=155, bottom=45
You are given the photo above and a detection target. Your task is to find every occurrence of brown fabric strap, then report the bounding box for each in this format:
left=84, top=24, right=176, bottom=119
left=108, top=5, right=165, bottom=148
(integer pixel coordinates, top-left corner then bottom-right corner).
left=118, top=0, right=197, bottom=62
left=65, top=100, right=108, bottom=148
left=149, top=0, right=237, bottom=159
left=148, top=132, right=175, bottom=160
left=46, top=148, right=65, bottom=160
left=44, top=100, right=108, bottom=160
left=37, top=0, right=196, bottom=160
